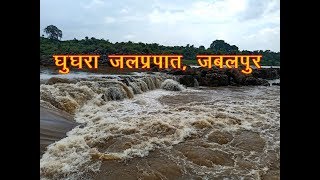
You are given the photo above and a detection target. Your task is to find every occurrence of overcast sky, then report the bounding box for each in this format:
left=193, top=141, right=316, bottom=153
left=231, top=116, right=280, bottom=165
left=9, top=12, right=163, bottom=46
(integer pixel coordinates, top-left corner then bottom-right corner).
left=40, top=0, right=280, bottom=52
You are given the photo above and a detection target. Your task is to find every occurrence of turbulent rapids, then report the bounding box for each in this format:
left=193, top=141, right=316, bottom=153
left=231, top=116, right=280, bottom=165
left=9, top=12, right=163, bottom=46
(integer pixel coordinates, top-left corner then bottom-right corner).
left=40, top=73, right=280, bottom=180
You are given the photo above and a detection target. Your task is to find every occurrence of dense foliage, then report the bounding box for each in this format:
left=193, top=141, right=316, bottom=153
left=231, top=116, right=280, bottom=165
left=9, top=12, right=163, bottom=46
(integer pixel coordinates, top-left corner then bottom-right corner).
left=40, top=37, right=280, bottom=66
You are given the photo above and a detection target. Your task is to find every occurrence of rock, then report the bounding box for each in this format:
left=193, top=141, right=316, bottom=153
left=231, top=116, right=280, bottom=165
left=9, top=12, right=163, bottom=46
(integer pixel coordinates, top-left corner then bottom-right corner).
left=243, top=77, right=259, bottom=86
left=227, top=69, right=246, bottom=85
left=170, top=69, right=185, bottom=75
left=272, top=82, right=280, bottom=86
left=261, top=79, right=271, bottom=86
left=185, top=67, right=197, bottom=75
left=160, top=69, right=169, bottom=73
left=179, top=75, right=198, bottom=87
left=252, top=68, right=280, bottom=80
left=200, top=69, right=208, bottom=77
left=217, top=74, right=229, bottom=86
left=243, top=77, right=270, bottom=86
left=151, top=66, right=159, bottom=72
left=276, top=68, right=280, bottom=76
left=204, top=73, right=229, bottom=86
left=162, top=66, right=280, bottom=87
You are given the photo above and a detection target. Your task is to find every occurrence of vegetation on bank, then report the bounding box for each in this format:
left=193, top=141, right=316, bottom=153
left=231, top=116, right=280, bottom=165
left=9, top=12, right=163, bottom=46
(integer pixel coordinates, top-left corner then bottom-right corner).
left=40, top=25, right=280, bottom=66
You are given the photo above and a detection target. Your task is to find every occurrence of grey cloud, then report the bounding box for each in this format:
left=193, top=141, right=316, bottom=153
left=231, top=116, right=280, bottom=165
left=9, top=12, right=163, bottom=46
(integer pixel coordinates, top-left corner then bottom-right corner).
left=40, top=0, right=280, bottom=51
left=237, top=0, right=277, bottom=21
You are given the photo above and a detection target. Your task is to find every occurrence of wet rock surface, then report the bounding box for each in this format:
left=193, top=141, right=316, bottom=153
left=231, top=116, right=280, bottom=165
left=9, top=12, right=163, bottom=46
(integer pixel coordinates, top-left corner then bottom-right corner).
left=176, top=67, right=279, bottom=87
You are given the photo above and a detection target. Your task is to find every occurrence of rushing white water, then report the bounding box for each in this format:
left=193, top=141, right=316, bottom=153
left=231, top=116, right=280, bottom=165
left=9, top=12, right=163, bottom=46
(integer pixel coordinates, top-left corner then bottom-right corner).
left=161, top=79, right=185, bottom=91
left=40, top=74, right=280, bottom=180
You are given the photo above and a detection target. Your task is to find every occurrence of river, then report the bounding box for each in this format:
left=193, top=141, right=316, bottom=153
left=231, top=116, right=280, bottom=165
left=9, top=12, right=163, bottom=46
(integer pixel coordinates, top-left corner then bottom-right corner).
left=40, top=72, right=280, bottom=179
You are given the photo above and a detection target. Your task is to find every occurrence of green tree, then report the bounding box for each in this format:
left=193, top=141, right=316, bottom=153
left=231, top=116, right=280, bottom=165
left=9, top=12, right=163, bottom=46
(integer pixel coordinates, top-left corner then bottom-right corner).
left=209, top=40, right=239, bottom=53
left=44, top=25, right=62, bottom=40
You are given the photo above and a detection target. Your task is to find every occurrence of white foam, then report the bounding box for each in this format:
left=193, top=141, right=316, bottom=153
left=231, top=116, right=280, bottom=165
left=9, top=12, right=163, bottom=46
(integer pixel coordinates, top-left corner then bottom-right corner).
left=161, top=79, right=185, bottom=91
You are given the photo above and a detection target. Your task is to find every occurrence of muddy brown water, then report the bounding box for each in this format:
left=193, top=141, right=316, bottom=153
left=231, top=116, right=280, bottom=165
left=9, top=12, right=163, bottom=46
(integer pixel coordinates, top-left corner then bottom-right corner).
left=40, top=75, right=279, bottom=180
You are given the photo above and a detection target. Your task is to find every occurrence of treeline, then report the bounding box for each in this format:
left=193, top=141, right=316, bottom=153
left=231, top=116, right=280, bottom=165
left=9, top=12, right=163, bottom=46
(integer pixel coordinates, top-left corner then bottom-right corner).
left=40, top=37, right=280, bottom=66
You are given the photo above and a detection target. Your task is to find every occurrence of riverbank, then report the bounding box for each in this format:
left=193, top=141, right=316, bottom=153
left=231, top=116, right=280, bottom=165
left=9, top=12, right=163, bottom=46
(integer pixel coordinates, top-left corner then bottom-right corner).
left=40, top=105, right=78, bottom=157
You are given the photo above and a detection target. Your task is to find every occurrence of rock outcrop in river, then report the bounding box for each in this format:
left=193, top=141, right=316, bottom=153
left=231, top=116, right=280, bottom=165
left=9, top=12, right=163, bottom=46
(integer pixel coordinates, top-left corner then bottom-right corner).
left=160, top=66, right=280, bottom=87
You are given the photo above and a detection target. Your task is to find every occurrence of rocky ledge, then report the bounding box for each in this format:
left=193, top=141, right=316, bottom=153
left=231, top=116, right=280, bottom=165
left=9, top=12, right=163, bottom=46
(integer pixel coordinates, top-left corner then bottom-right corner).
left=157, top=66, right=280, bottom=87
